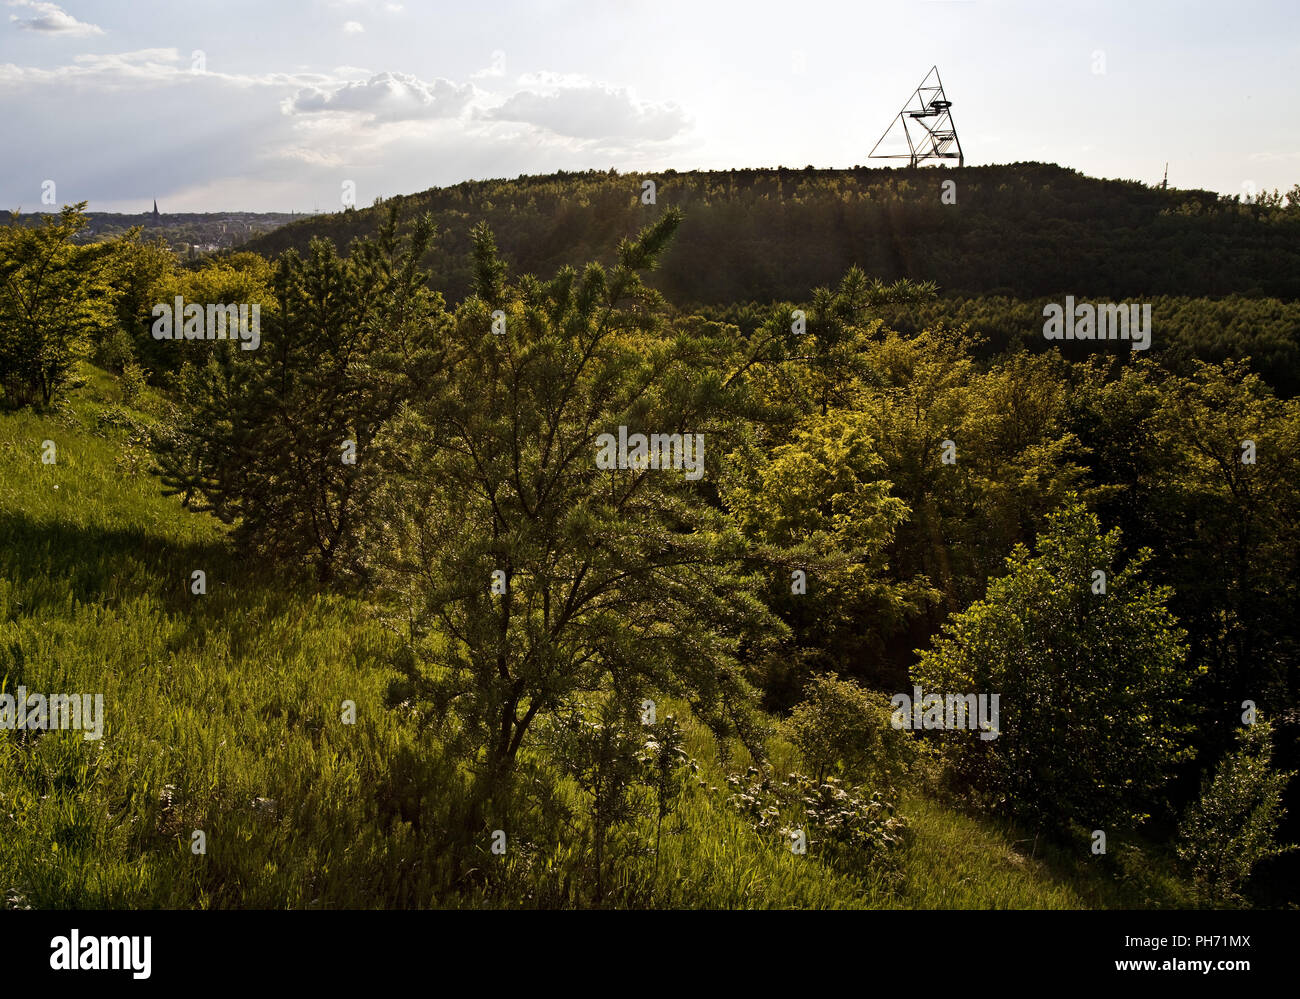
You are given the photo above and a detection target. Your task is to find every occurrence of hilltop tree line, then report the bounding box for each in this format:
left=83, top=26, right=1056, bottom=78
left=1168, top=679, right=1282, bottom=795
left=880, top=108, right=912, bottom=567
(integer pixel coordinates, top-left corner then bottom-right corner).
left=243, top=162, right=1300, bottom=304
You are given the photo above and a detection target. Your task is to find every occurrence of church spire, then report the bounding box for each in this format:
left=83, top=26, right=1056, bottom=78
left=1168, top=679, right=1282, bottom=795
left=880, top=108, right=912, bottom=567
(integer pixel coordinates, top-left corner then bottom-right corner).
left=152, top=199, right=160, bottom=223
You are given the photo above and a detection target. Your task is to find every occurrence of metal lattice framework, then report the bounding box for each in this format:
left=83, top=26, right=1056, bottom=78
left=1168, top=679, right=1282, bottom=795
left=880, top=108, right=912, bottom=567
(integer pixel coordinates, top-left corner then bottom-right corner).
left=869, top=66, right=963, bottom=168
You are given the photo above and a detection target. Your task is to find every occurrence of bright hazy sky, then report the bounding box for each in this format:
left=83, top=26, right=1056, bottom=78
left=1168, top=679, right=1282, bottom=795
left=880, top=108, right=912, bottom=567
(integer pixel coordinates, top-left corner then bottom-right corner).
left=2, top=0, right=1297, bottom=212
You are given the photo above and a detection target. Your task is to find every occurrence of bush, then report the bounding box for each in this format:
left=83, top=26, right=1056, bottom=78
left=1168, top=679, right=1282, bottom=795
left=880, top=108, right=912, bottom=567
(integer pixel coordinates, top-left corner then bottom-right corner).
left=545, top=699, right=651, bottom=905
left=153, top=207, right=442, bottom=580
left=95, top=326, right=136, bottom=374
left=0, top=204, right=119, bottom=408
left=725, top=767, right=910, bottom=878
left=1176, top=719, right=1294, bottom=907
left=637, top=714, right=696, bottom=870
left=787, top=672, right=914, bottom=790
left=120, top=361, right=147, bottom=407
left=915, top=496, right=1195, bottom=832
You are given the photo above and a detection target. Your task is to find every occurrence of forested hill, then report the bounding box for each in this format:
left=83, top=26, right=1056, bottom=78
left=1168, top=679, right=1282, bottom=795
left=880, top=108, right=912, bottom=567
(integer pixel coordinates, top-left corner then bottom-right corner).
left=242, top=162, right=1300, bottom=304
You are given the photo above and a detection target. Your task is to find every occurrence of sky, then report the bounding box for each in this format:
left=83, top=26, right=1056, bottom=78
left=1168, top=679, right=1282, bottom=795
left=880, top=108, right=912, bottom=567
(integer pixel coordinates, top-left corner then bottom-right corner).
left=2, top=0, right=1298, bottom=213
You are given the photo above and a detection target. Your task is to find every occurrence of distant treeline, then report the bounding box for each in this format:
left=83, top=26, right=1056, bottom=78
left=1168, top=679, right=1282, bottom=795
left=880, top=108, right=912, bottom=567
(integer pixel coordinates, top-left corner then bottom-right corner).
left=8, top=208, right=298, bottom=256
left=704, top=294, right=1300, bottom=398
left=242, top=162, right=1300, bottom=303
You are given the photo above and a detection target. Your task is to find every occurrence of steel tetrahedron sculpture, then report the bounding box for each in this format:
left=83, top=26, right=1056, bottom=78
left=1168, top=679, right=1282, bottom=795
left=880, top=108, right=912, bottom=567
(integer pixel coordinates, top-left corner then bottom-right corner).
left=869, top=66, right=963, bottom=168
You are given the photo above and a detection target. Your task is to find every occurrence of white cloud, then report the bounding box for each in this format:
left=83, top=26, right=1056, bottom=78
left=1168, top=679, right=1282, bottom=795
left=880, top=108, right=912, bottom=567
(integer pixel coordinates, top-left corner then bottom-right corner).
left=7, top=0, right=103, bottom=36
left=282, top=71, right=474, bottom=122
left=0, top=48, right=184, bottom=88
left=486, top=76, right=688, bottom=142
left=0, top=45, right=698, bottom=211
left=0, top=47, right=364, bottom=95
left=274, top=145, right=348, bottom=168
left=343, top=20, right=365, bottom=34
left=471, top=49, right=506, bottom=80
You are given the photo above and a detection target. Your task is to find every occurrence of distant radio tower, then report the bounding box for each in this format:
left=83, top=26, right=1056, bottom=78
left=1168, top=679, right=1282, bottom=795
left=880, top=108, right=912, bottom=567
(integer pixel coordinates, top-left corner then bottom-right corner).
left=1161, top=163, right=1169, bottom=189
left=870, top=66, right=964, bottom=168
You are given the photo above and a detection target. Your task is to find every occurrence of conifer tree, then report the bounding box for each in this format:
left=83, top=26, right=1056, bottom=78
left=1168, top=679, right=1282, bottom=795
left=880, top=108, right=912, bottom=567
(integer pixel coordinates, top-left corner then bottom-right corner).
left=154, top=206, right=443, bottom=579
left=373, top=210, right=782, bottom=784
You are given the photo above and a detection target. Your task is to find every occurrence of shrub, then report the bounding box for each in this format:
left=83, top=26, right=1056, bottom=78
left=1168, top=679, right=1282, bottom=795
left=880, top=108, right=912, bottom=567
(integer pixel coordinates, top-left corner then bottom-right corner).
left=120, top=361, right=147, bottom=407
left=787, top=672, right=914, bottom=790
left=546, top=698, right=649, bottom=905
left=725, top=767, right=910, bottom=878
left=637, top=714, right=696, bottom=871
left=0, top=204, right=119, bottom=408
left=95, top=326, right=136, bottom=374
left=1176, top=718, right=1294, bottom=907
left=915, top=496, right=1195, bottom=832
left=153, top=206, right=443, bottom=580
